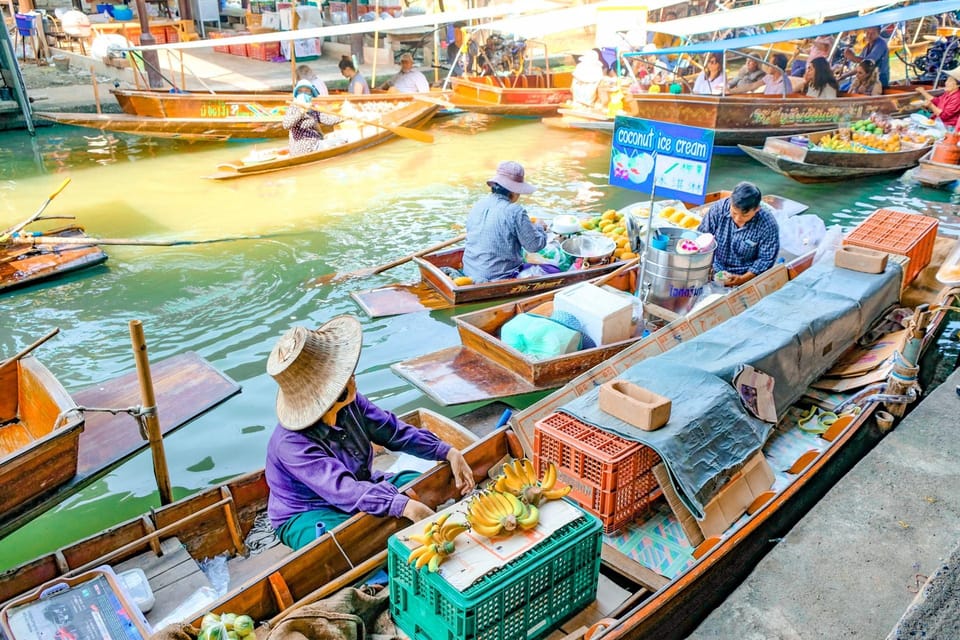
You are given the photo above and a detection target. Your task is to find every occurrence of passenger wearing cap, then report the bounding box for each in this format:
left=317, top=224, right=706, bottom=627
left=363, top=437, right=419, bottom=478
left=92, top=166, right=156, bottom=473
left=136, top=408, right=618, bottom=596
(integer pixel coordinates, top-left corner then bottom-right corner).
left=264, top=317, right=475, bottom=551
left=462, top=161, right=549, bottom=283
left=728, top=54, right=794, bottom=95
left=917, top=68, right=960, bottom=128
left=296, top=64, right=329, bottom=97
left=282, top=81, right=343, bottom=156
left=379, top=52, right=430, bottom=93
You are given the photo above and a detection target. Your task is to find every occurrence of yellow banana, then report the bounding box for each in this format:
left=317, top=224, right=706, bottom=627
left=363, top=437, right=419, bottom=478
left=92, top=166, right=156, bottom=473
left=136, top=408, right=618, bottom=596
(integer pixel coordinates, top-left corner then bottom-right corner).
left=494, top=476, right=509, bottom=494
left=480, top=493, right=508, bottom=519
left=502, top=462, right=524, bottom=492
left=435, top=513, right=451, bottom=529
left=407, top=545, right=431, bottom=565
left=542, top=484, right=572, bottom=501
left=540, top=463, right=557, bottom=491
left=521, top=459, right=538, bottom=485
left=409, top=533, right=433, bottom=546
left=489, top=492, right=514, bottom=517
left=502, top=491, right=525, bottom=518
left=517, top=503, right=540, bottom=530
left=415, top=544, right=438, bottom=570
left=441, top=521, right=468, bottom=543
left=468, top=497, right=501, bottom=526
left=470, top=520, right=503, bottom=538
left=428, top=554, right=440, bottom=573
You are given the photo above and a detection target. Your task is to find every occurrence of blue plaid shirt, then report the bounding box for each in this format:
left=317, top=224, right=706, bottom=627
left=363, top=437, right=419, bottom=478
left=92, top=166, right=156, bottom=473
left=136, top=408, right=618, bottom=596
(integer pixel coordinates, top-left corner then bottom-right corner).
left=698, top=198, right=779, bottom=276
left=462, top=193, right=547, bottom=282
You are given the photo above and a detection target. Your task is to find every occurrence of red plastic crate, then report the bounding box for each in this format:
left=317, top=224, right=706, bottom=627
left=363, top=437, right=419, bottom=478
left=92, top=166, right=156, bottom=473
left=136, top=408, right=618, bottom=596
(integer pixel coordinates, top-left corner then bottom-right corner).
left=246, top=41, right=280, bottom=61
left=534, top=412, right=660, bottom=533
left=228, top=42, right=248, bottom=56
left=165, top=26, right=180, bottom=43
left=843, top=209, right=938, bottom=285
left=208, top=31, right=229, bottom=54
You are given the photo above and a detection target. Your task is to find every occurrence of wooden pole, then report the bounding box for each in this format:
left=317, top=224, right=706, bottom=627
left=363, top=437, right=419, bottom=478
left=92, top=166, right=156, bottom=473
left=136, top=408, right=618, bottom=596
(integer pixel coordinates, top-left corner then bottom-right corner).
left=372, top=0, right=379, bottom=86
left=90, top=65, right=101, bottom=114
left=128, top=320, right=174, bottom=505
left=289, top=0, right=299, bottom=88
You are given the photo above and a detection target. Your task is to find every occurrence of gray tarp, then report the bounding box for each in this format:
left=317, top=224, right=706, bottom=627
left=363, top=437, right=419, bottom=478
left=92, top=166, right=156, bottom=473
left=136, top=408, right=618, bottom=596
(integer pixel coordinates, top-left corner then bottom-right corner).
left=559, top=260, right=902, bottom=518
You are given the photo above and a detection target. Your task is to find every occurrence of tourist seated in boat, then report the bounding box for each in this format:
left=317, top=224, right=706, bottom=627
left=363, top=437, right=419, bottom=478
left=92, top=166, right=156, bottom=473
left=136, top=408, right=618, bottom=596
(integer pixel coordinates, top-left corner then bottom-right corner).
left=727, top=58, right=766, bottom=92
left=379, top=52, right=430, bottom=93
left=571, top=49, right=605, bottom=108
left=338, top=56, right=370, bottom=95
left=728, top=53, right=792, bottom=95
left=692, top=53, right=726, bottom=95
left=462, top=161, right=552, bottom=283
left=295, top=64, right=329, bottom=97
left=842, top=26, right=889, bottom=88
left=917, top=68, right=960, bottom=129
left=847, top=59, right=882, bottom=96
left=803, top=57, right=839, bottom=99
left=264, top=316, right=476, bottom=550
left=697, top=181, right=779, bottom=288
left=283, top=82, right=344, bottom=156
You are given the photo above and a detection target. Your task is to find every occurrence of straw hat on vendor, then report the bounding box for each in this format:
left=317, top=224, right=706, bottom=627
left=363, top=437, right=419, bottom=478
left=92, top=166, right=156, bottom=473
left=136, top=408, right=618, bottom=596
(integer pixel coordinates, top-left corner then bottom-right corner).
left=486, top=160, right=537, bottom=195
left=267, top=315, right=363, bottom=430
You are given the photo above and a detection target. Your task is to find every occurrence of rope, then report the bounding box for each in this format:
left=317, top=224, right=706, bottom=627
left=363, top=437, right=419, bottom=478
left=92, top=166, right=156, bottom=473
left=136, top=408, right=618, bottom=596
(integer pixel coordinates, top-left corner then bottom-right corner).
left=330, top=530, right=355, bottom=570
left=54, top=405, right=153, bottom=439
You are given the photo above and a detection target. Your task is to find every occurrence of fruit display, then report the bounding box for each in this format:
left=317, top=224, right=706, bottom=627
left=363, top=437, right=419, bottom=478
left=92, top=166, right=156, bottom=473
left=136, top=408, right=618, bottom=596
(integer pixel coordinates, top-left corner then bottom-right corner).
left=493, top=458, right=572, bottom=506
left=406, top=512, right=469, bottom=572
left=579, top=209, right=638, bottom=261
left=658, top=205, right=700, bottom=230
left=466, top=489, right=540, bottom=538
left=813, top=114, right=937, bottom=153
left=199, top=611, right=255, bottom=640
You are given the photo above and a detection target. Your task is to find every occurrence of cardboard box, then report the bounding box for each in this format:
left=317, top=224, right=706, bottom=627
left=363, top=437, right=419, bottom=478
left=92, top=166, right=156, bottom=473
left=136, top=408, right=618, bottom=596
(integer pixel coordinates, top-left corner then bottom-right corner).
left=835, top=245, right=888, bottom=274
left=554, top=282, right=633, bottom=345
left=598, top=380, right=671, bottom=431
left=652, top=463, right=704, bottom=546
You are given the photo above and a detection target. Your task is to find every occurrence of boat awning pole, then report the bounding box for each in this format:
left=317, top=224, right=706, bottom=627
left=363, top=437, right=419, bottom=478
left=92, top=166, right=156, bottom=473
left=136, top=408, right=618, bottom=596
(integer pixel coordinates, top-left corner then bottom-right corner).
left=0, top=21, right=34, bottom=135
left=129, top=320, right=174, bottom=505
left=636, top=154, right=658, bottom=311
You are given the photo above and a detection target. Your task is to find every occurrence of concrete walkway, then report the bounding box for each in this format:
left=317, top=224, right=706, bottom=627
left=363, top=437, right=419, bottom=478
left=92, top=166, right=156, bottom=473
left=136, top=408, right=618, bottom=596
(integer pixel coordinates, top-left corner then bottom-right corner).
left=689, top=368, right=960, bottom=640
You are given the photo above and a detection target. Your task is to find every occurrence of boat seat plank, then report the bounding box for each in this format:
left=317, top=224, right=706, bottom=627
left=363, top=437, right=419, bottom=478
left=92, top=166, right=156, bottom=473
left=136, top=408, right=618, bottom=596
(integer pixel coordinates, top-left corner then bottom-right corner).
left=74, top=351, right=240, bottom=475
left=225, top=542, right=292, bottom=587
left=391, top=346, right=540, bottom=406
left=350, top=282, right=453, bottom=318
left=0, top=421, right=34, bottom=457
left=600, top=545, right=670, bottom=592
left=114, top=536, right=213, bottom=627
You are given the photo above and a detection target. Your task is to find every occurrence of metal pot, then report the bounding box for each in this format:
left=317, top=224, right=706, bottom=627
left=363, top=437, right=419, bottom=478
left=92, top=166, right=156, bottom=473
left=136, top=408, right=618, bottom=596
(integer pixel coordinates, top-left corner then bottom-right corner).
left=560, top=235, right=616, bottom=267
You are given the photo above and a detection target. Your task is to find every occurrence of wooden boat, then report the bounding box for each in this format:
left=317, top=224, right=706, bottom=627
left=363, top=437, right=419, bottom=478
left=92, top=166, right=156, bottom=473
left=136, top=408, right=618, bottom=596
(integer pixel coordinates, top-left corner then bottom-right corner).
left=205, top=99, right=438, bottom=180
left=739, top=129, right=934, bottom=183
left=0, top=408, right=479, bottom=623
left=0, top=226, right=108, bottom=293
left=0, top=351, right=239, bottom=540
left=34, top=112, right=285, bottom=142
left=351, top=246, right=630, bottom=318
left=912, top=148, right=960, bottom=190
left=447, top=71, right=573, bottom=117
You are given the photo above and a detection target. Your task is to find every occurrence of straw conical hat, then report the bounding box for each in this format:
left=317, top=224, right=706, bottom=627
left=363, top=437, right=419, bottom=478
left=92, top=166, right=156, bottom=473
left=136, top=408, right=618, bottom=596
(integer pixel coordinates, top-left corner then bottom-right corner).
left=267, top=316, right=363, bottom=430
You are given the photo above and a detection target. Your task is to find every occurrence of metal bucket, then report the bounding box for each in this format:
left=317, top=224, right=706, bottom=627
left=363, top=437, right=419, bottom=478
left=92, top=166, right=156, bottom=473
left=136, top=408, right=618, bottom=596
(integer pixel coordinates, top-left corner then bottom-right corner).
left=560, top=235, right=616, bottom=268
left=641, top=227, right=714, bottom=314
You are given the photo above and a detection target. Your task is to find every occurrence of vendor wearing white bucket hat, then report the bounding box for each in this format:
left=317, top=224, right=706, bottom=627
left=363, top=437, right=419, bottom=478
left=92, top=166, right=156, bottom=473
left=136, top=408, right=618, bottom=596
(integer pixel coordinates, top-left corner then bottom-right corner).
left=461, top=161, right=554, bottom=283
left=264, top=315, right=475, bottom=550
left=917, top=68, right=960, bottom=129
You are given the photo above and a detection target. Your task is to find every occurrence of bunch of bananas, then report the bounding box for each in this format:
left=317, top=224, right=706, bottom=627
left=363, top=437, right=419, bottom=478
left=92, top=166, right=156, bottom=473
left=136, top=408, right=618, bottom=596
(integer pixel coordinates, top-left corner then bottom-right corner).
left=494, top=458, right=572, bottom=506
left=466, top=490, right=540, bottom=538
left=406, top=513, right=469, bottom=572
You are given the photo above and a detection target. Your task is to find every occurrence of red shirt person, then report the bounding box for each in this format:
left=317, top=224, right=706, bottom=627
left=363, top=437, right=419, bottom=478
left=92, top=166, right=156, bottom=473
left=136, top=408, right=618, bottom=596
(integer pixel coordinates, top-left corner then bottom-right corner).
left=918, top=68, right=960, bottom=129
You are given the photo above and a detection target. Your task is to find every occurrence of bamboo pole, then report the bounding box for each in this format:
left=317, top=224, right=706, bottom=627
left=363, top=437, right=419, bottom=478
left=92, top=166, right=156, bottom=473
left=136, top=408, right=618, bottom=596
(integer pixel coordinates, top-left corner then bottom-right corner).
left=128, top=320, right=174, bottom=505
left=289, top=0, right=299, bottom=88
left=90, top=66, right=102, bottom=114
left=372, top=0, right=379, bottom=86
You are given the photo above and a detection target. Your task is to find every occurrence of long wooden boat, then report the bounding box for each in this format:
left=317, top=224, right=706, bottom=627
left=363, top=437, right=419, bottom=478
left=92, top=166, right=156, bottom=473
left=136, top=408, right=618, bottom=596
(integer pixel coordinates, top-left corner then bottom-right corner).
left=205, top=99, right=438, bottom=180
left=447, top=71, right=573, bottom=117
left=0, top=226, right=108, bottom=293
left=912, top=148, right=960, bottom=190
left=351, top=246, right=630, bottom=318
left=0, top=409, right=479, bottom=623
left=0, top=351, right=239, bottom=540
left=34, top=112, right=285, bottom=142
left=739, top=128, right=933, bottom=183
left=541, top=89, right=924, bottom=150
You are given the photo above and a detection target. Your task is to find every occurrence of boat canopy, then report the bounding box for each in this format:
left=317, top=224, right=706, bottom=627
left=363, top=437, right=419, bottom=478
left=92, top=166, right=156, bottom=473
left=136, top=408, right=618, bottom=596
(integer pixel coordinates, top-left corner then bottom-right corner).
left=628, top=0, right=960, bottom=57
left=135, top=0, right=562, bottom=51
left=653, top=0, right=904, bottom=38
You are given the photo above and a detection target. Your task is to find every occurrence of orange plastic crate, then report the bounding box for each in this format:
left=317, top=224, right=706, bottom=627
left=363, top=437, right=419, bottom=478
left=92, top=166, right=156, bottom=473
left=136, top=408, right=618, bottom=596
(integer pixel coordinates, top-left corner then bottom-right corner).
left=843, top=209, right=938, bottom=285
left=165, top=26, right=179, bottom=43
left=246, top=42, right=280, bottom=61
left=534, top=412, right=660, bottom=533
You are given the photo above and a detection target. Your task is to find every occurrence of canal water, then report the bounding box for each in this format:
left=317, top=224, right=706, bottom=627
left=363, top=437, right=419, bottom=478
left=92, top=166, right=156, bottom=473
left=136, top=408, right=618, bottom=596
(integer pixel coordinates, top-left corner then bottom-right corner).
left=0, top=114, right=957, bottom=571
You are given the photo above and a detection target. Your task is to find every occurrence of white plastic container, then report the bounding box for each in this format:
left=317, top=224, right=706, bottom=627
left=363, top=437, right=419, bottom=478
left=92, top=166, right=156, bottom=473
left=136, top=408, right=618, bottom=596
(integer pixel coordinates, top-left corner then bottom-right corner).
left=554, top=282, right=633, bottom=346
left=119, top=568, right=155, bottom=613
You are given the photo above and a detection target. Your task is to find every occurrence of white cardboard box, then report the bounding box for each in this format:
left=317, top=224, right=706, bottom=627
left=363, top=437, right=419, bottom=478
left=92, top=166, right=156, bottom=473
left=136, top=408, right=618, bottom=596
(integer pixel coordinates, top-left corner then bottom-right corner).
left=554, top=282, right=633, bottom=345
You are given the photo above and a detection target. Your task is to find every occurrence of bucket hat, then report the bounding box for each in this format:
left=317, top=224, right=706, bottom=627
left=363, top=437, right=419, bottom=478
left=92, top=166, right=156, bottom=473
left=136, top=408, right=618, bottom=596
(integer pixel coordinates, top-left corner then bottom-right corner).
left=267, top=316, right=363, bottom=430
left=945, top=68, right=960, bottom=83
left=293, top=79, right=319, bottom=98
left=487, top=160, right=537, bottom=194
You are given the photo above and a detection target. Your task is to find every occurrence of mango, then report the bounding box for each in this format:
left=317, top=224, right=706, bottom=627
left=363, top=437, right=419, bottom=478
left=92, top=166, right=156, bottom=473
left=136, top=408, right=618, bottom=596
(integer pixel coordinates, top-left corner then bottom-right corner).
left=453, top=276, right=473, bottom=286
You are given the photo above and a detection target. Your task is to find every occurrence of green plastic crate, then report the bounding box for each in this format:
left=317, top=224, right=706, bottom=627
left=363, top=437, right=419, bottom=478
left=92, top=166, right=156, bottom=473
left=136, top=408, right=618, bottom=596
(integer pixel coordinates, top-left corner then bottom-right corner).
left=388, top=508, right=602, bottom=640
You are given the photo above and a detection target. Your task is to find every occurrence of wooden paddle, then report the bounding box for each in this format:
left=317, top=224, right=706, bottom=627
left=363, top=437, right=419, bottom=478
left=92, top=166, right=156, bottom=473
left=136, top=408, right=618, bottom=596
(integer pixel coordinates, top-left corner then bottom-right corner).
left=0, top=328, right=60, bottom=369
left=0, top=178, right=71, bottom=241
left=305, top=100, right=434, bottom=144
left=312, top=233, right=467, bottom=286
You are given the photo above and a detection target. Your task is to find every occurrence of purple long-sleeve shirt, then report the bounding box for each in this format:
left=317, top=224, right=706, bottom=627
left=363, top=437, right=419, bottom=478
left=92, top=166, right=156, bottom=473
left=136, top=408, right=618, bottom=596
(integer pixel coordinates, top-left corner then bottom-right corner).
left=265, top=392, right=451, bottom=528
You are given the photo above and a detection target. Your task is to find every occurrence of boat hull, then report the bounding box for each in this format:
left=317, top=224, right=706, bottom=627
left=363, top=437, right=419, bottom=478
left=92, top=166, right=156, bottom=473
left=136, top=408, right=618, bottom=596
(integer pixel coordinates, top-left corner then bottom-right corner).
left=448, top=72, right=573, bottom=116
left=35, top=112, right=285, bottom=141
left=913, top=149, right=960, bottom=189
left=0, top=226, right=108, bottom=293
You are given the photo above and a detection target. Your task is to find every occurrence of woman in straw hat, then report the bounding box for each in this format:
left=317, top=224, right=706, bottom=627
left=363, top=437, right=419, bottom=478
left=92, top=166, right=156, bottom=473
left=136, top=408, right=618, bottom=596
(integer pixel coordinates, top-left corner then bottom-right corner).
left=264, top=316, right=475, bottom=550
left=461, top=161, right=552, bottom=284
left=917, top=68, right=960, bottom=129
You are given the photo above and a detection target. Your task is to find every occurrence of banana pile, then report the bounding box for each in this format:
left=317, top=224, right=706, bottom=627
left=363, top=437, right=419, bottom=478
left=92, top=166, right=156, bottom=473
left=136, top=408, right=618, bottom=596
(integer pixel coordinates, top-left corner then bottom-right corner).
left=494, top=458, right=571, bottom=506
left=466, top=489, right=540, bottom=538
left=407, top=513, right=469, bottom=572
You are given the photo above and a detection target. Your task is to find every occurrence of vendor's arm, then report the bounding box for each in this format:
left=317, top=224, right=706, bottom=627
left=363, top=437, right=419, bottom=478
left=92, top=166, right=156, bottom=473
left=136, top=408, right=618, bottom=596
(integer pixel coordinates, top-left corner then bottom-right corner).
left=513, top=207, right=548, bottom=253
left=696, top=200, right=723, bottom=234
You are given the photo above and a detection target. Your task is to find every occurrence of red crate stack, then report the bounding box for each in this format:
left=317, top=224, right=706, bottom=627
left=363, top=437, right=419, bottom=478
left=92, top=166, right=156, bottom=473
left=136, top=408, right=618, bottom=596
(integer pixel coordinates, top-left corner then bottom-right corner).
left=209, top=31, right=229, bottom=54
left=229, top=41, right=249, bottom=56
left=843, top=209, right=938, bottom=285
left=246, top=41, right=281, bottom=61
left=533, top=412, right=660, bottom=533
left=164, top=26, right=179, bottom=43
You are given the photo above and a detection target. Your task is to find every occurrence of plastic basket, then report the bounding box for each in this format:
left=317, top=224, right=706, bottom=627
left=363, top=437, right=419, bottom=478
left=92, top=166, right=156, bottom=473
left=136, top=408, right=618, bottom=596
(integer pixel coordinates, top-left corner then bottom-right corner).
left=842, top=209, right=938, bottom=285
left=246, top=41, right=280, bottom=61
left=209, top=31, right=229, bottom=54
left=534, top=412, right=660, bottom=533
left=389, top=511, right=601, bottom=640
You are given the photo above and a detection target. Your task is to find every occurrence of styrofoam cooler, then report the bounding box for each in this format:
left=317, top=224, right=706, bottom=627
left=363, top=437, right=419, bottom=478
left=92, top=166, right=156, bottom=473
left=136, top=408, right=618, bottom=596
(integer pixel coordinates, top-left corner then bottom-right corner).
left=554, top=282, right=633, bottom=345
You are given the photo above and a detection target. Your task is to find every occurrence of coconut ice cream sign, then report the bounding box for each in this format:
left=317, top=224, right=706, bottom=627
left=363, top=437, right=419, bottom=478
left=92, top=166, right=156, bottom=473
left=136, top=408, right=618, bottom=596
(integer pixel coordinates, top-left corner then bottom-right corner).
left=609, top=116, right=715, bottom=205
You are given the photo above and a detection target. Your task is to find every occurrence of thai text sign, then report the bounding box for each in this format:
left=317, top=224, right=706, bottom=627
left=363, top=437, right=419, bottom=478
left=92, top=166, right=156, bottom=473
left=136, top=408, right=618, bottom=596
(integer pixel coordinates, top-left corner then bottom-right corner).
left=609, top=116, right=715, bottom=204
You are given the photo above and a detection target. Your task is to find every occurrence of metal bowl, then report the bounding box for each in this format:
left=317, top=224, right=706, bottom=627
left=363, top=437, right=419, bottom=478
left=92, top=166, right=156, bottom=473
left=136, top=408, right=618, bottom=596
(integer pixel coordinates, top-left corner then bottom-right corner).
left=560, top=234, right=617, bottom=266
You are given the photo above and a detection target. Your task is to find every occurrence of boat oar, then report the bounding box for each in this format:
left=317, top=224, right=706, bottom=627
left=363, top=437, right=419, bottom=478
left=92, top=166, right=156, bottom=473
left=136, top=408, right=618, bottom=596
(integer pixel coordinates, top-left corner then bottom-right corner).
left=0, top=328, right=60, bottom=369
left=5, top=232, right=272, bottom=247
left=0, top=178, right=71, bottom=241
left=305, top=101, right=434, bottom=144
left=312, top=233, right=467, bottom=286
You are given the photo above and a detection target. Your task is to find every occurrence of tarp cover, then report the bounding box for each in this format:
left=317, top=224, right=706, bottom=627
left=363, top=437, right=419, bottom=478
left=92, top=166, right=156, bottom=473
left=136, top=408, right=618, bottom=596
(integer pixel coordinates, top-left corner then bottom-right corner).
left=559, top=260, right=902, bottom=518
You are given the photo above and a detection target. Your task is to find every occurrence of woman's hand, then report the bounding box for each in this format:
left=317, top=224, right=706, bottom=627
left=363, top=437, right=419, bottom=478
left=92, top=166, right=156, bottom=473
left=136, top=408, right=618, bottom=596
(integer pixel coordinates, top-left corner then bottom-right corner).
left=446, top=448, right=476, bottom=495
left=401, top=498, right=434, bottom=522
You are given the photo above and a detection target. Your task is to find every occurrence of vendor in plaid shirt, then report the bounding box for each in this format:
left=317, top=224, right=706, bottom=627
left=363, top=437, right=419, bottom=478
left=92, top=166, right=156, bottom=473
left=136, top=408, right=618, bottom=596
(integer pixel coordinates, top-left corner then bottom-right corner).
left=697, top=182, right=779, bottom=287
